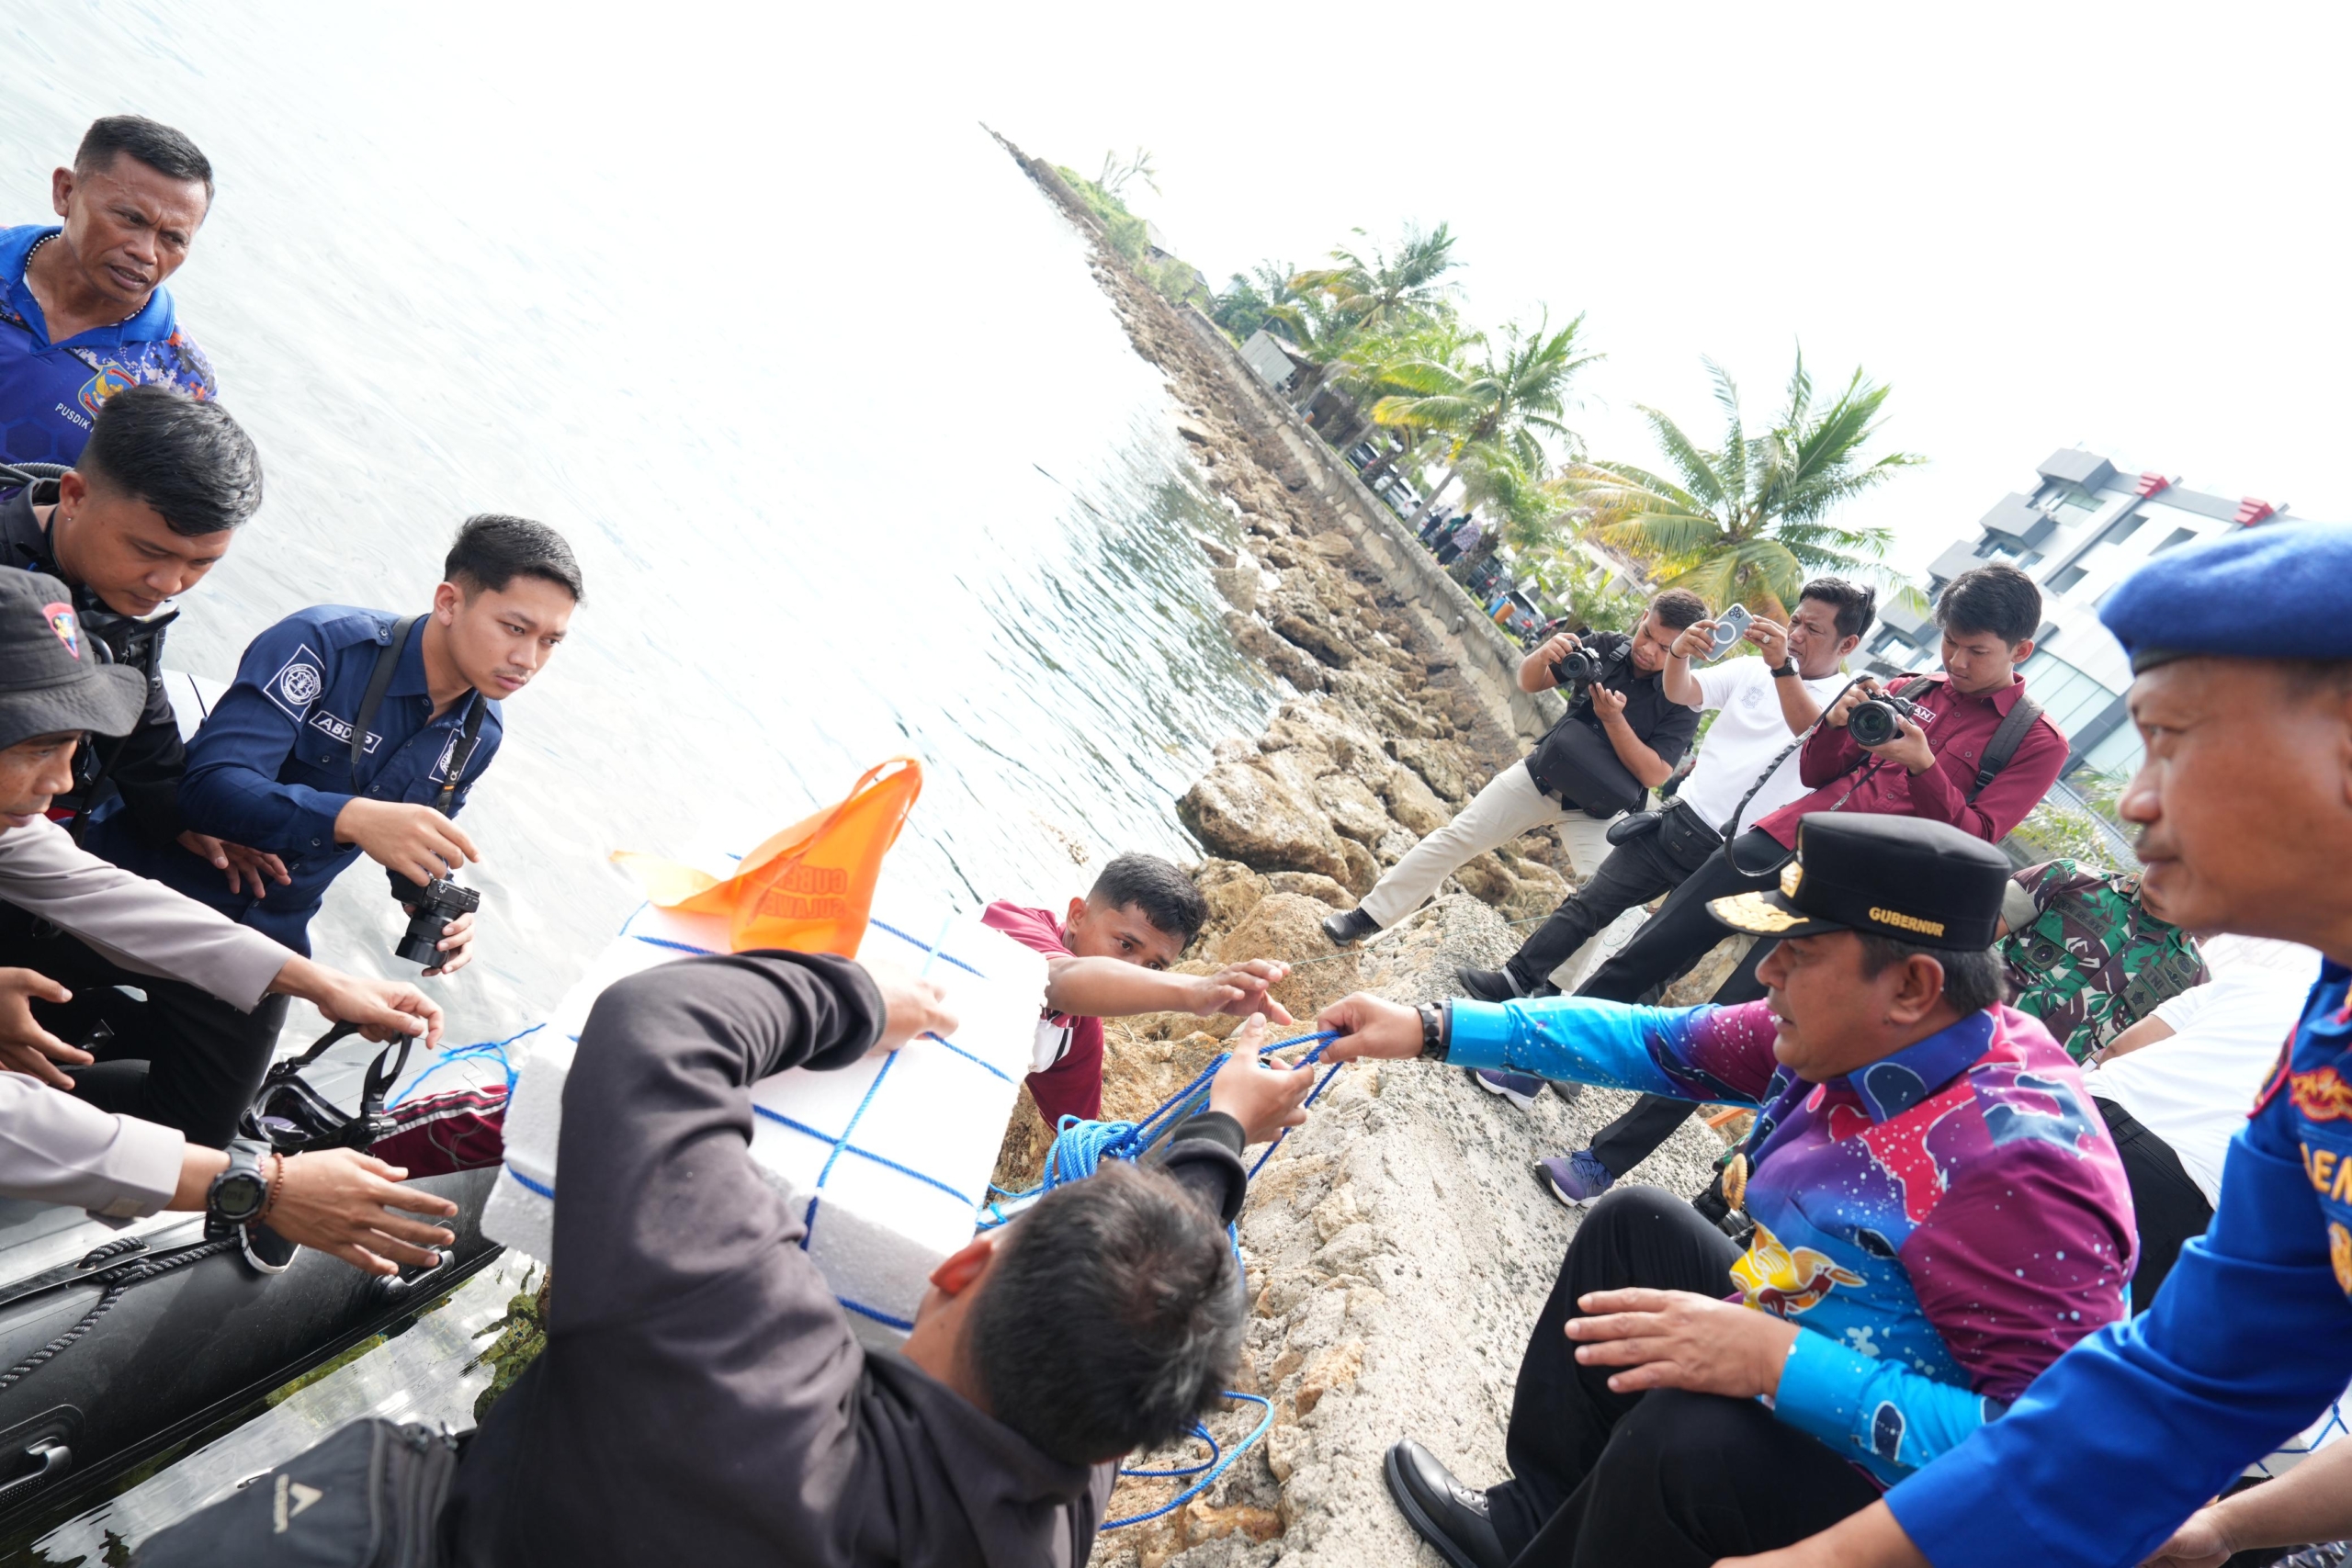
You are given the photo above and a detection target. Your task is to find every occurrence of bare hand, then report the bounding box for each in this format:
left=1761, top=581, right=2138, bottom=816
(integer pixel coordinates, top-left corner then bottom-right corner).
left=1669, top=619, right=1717, bottom=660
left=178, top=831, right=291, bottom=898
left=335, top=798, right=481, bottom=888
left=299, top=968, right=445, bottom=1049
left=1205, top=1014, right=1318, bottom=1144
left=1589, top=684, right=1629, bottom=723
left=2140, top=1507, right=2234, bottom=1568
left=1537, top=631, right=1581, bottom=668
left=268, top=1148, right=459, bottom=1276
left=413, top=908, right=477, bottom=977
left=1859, top=715, right=1937, bottom=775
left=1823, top=678, right=1881, bottom=728
left=1184, top=960, right=1295, bottom=1023
left=1317, top=992, right=1425, bottom=1061
left=1745, top=617, right=1791, bottom=666
left=0, top=967, right=91, bottom=1088
left=1566, top=1287, right=1799, bottom=1398
left=865, top=959, right=958, bottom=1055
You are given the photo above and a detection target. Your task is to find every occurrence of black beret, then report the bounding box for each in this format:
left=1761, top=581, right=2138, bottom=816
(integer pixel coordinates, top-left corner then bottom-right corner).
left=2101, top=520, right=2352, bottom=673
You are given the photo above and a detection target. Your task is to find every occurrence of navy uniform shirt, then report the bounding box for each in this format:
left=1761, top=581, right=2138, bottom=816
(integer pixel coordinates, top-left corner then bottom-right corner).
left=88, top=606, right=503, bottom=954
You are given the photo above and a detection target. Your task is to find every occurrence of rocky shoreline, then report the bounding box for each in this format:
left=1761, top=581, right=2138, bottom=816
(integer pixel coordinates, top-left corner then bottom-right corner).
left=987, top=138, right=1736, bottom=1568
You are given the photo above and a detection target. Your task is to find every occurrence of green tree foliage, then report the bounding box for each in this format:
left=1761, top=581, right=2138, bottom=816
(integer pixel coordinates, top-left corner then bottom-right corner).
left=1211, top=263, right=1299, bottom=342
left=1369, top=311, right=1601, bottom=528
left=1566, top=352, right=1921, bottom=617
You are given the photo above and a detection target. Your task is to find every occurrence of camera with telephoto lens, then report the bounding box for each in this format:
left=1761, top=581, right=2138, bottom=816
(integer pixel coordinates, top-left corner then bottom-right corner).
left=394, top=876, right=481, bottom=966
left=1550, top=647, right=1603, bottom=687
left=1847, top=690, right=1927, bottom=749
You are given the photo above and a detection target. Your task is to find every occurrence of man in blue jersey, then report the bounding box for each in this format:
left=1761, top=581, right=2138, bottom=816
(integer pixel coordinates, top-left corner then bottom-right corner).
left=1727, top=519, right=2352, bottom=1568
left=1, top=117, right=217, bottom=468
left=91, top=515, right=582, bottom=964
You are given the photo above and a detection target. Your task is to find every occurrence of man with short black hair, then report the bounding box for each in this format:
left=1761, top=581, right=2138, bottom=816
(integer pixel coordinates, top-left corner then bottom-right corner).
left=1318, top=813, right=2133, bottom=1567
left=1566, top=562, right=2067, bottom=1016
left=2, top=115, right=218, bottom=468
left=1324, top=590, right=1710, bottom=953
left=1, top=384, right=264, bottom=859
left=90, top=513, right=584, bottom=970
left=437, top=957, right=1318, bottom=1566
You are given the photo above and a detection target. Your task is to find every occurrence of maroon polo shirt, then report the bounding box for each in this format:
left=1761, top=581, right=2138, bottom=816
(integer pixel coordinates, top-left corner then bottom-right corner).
left=1757, top=671, right=2068, bottom=847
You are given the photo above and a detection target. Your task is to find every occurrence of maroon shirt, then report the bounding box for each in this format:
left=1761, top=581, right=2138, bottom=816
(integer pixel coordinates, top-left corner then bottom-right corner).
left=981, top=900, right=1106, bottom=1127
left=1757, top=671, right=2067, bottom=848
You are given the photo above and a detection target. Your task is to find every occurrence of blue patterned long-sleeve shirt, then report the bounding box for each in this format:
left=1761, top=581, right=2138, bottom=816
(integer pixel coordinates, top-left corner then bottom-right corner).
left=1449, top=996, right=2136, bottom=1485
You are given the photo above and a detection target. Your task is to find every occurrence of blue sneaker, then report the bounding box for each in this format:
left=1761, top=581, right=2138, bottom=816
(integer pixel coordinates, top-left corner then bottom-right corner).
left=1533, top=1150, right=1615, bottom=1208
left=1466, top=1067, right=1545, bottom=1112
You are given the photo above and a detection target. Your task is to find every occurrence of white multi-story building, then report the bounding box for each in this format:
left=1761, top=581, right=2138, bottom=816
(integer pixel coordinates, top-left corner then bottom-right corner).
left=1863, top=448, right=2299, bottom=785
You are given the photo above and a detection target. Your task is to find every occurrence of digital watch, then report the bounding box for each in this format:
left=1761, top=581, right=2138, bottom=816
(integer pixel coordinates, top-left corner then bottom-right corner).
left=205, top=1136, right=274, bottom=1239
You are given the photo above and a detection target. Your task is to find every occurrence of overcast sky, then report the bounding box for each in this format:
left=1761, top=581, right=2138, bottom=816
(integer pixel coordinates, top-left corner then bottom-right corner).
left=911, top=0, right=2348, bottom=566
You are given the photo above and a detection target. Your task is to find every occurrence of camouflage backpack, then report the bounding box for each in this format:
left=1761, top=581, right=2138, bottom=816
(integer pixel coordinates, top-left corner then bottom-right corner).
left=2002, top=859, right=2207, bottom=1063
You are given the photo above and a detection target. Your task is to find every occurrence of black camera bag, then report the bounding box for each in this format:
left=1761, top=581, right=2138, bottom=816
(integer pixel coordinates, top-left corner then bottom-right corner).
left=1526, top=640, right=1648, bottom=819
left=132, top=1417, right=462, bottom=1568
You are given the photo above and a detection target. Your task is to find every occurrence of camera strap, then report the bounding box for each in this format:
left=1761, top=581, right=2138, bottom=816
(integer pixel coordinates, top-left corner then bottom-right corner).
left=350, top=615, right=489, bottom=813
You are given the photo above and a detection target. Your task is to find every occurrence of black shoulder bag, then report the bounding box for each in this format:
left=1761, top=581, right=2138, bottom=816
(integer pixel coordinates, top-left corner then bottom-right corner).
left=132, top=1416, right=463, bottom=1568
left=1526, top=642, right=1651, bottom=820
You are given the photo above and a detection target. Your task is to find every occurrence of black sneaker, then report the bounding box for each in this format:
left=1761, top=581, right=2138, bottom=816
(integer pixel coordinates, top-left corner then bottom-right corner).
left=1454, top=964, right=1528, bottom=1002
left=241, top=1223, right=297, bottom=1275
left=1383, top=1438, right=1509, bottom=1568
left=1322, top=907, right=1379, bottom=946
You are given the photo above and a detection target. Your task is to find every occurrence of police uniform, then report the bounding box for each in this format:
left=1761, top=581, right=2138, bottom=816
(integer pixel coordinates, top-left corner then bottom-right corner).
left=1883, top=520, right=2352, bottom=1568
left=88, top=604, right=503, bottom=954
left=2000, top=859, right=2207, bottom=1063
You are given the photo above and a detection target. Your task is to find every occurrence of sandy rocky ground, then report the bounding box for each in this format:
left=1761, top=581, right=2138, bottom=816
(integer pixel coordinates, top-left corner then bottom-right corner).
left=986, top=139, right=1743, bottom=1568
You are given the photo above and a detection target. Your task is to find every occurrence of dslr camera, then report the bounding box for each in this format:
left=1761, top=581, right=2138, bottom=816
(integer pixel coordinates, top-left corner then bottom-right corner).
left=1551, top=646, right=1604, bottom=688
left=394, top=876, right=481, bottom=967
left=1848, top=689, right=1927, bottom=749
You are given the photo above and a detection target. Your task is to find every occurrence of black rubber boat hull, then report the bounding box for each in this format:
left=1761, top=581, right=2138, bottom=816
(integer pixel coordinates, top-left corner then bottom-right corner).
left=0, top=1167, right=500, bottom=1529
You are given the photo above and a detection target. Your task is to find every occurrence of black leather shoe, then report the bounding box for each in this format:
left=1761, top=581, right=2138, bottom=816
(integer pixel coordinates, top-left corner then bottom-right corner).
left=1384, top=1438, right=1509, bottom=1568
left=1321, top=907, right=1379, bottom=946
left=1454, top=964, right=1527, bottom=1002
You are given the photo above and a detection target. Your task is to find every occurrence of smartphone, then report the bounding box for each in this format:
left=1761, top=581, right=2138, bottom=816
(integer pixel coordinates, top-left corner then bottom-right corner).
left=1707, top=603, right=1752, bottom=660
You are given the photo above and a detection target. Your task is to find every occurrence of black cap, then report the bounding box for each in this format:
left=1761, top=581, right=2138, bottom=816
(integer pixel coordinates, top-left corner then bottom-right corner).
left=0, top=571, right=146, bottom=751
left=1707, top=814, right=2012, bottom=952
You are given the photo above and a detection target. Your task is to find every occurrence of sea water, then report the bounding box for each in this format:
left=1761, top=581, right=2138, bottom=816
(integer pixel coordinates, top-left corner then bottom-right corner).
left=3, top=7, right=1278, bottom=1556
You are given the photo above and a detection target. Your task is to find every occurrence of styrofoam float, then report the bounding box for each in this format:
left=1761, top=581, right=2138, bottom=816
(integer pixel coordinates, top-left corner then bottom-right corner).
left=481, top=838, right=1046, bottom=1347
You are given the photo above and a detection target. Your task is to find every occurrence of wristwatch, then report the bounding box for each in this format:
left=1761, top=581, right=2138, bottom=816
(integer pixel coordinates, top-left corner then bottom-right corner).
left=1417, top=1001, right=1450, bottom=1060
left=205, top=1137, right=273, bottom=1239
left=1770, top=661, right=1798, bottom=679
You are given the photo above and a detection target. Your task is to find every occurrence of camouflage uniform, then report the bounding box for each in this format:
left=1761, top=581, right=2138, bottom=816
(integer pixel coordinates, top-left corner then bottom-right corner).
left=2001, top=858, right=2207, bottom=1063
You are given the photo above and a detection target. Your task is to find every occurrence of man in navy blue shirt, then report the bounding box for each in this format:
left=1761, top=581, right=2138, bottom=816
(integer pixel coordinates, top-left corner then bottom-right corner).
left=94, top=514, right=583, bottom=968
left=1, top=117, right=217, bottom=468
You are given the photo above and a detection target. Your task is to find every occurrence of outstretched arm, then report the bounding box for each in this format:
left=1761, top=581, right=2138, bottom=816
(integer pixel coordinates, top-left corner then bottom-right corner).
left=1042, top=955, right=1295, bottom=1025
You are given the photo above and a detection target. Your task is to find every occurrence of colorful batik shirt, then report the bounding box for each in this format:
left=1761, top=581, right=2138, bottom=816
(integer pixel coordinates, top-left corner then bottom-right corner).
left=1448, top=995, right=2135, bottom=1486
left=0, top=224, right=216, bottom=468
left=2003, top=859, right=2207, bottom=1062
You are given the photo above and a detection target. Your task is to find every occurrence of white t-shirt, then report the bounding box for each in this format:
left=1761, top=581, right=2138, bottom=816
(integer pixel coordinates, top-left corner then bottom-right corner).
left=2080, top=958, right=2320, bottom=1206
left=1674, top=659, right=1848, bottom=831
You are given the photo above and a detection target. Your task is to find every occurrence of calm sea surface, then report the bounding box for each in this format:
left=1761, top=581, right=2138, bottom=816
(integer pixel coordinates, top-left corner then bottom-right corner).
left=4, top=6, right=1273, bottom=1554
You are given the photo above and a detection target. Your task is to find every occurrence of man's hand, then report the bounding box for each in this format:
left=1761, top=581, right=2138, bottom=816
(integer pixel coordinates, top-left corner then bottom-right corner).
left=1589, top=684, right=1629, bottom=726
left=1205, top=1015, right=1318, bottom=1144
left=1317, top=992, right=1425, bottom=1061
left=177, top=831, right=291, bottom=898
left=1566, top=1287, right=1799, bottom=1399
left=2140, top=1507, right=2234, bottom=1568
left=1538, top=631, right=1580, bottom=665
left=1669, top=619, right=1717, bottom=660
left=413, top=908, right=477, bottom=977
left=268, top=1149, right=460, bottom=1277
left=865, top=959, right=959, bottom=1055
left=1745, top=616, right=1792, bottom=666
left=1823, top=677, right=1881, bottom=728
left=334, top=798, right=481, bottom=888
left=271, top=959, right=445, bottom=1049
left=1860, top=715, right=1938, bottom=775
left=1716, top=1504, right=1931, bottom=1568
left=1183, top=960, right=1295, bottom=1023
left=0, top=967, right=90, bottom=1088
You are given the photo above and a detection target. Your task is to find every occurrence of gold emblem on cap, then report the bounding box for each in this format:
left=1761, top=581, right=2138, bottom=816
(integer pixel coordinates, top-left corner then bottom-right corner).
left=1712, top=891, right=1805, bottom=933
left=1780, top=863, right=1804, bottom=897
left=1868, top=907, right=1947, bottom=937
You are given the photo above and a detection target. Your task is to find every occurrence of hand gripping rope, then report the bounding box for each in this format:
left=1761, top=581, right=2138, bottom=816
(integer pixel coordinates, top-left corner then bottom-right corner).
left=980, top=1030, right=1345, bottom=1529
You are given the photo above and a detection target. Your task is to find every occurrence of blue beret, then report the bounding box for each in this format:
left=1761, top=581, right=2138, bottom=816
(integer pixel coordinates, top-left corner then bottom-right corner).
left=2100, top=520, right=2352, bottom=673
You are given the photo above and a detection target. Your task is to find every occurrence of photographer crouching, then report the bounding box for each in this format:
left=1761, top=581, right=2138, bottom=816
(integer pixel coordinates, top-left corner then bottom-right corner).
left=1322, top=591, right=1707, bottom=957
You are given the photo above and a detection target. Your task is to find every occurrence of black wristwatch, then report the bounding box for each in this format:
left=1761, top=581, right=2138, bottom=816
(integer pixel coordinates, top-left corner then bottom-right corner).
left=1417, top=1001, right=1449, bottom=1060
left=205, top=1137, right=273, bottom=1239
left=1770, top=661, right=1798, bottom=679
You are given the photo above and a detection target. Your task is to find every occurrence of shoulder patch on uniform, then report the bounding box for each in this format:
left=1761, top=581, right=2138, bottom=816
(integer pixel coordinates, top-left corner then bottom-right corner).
left=263, top=643, right=329, bottom=719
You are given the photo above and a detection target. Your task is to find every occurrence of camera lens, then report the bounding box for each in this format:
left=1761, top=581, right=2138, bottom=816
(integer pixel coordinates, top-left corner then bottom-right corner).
left=1848, top=699, right=1898, bottom=748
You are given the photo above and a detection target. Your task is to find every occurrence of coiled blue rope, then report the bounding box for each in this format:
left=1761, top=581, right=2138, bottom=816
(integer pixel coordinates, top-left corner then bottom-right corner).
left=1102, top=1392, right=1275, bottom=1529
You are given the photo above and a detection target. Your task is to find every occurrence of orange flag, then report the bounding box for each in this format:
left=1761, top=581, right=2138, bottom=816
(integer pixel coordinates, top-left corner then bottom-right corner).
left=614, top=758, right=922, bottom=956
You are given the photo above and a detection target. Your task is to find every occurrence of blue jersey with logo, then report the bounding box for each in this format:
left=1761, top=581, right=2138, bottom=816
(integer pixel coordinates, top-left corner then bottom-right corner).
left=85, top=605, right=503, bottom=954
left=0, top=224, right=217, bottom=467
left=1885, top=958, right=2352, bottom=1568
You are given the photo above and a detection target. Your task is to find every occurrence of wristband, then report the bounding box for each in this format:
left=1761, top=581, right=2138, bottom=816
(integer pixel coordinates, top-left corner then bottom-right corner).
left=1417, top=1002, right=1449, bottom=1061
left=260, top=1151, right=287, bottom=1224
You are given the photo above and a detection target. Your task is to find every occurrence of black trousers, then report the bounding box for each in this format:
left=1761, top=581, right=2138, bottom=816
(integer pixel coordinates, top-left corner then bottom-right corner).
left=1489, top=1187, right=1881, bottom=1567
left=2095, top=1097, right=2217, bottom=1315
left=0, top=905, right=289, bottom=1146
left=1588, top=1095, right=1701, bottom=1180
left=1574, top=829, right=1786, bottom=1007
left=1507, top=829, right=1689, bottom=991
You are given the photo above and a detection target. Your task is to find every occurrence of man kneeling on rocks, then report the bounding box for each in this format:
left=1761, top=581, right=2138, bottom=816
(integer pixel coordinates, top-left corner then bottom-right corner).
left=1318, top=813, right=2134, bottom=1568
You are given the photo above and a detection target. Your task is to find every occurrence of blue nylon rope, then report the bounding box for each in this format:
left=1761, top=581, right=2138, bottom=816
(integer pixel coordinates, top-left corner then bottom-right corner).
left=1101, top=1393, right=1275, bottom=1529
left=387, top=1022, right=542, bottom=1109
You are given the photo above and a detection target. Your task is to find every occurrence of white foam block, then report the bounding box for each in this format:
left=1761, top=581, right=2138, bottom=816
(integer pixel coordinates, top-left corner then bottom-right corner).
left=481, top=858, right=1045, bottom=1348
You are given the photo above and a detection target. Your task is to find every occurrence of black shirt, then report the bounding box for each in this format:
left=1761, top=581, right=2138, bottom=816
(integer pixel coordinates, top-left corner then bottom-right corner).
left=0, top=480, right=187, bottom=845
left=1546, top=629, right=1701, bottom=766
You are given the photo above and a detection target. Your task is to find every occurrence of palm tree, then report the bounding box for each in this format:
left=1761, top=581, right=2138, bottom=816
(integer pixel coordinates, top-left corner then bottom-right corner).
left=1566, top=353, right=1922, bottom=617
left=1280, top=222, right=1464, bottom=412
left=1368, top=310, right=1601, bottom=529
left=1336, top=311, right=1478, bottom=486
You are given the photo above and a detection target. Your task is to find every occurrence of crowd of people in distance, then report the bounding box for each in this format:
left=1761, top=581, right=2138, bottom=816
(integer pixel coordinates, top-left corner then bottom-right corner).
left=9, top=110, right=2352, bottom=1568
